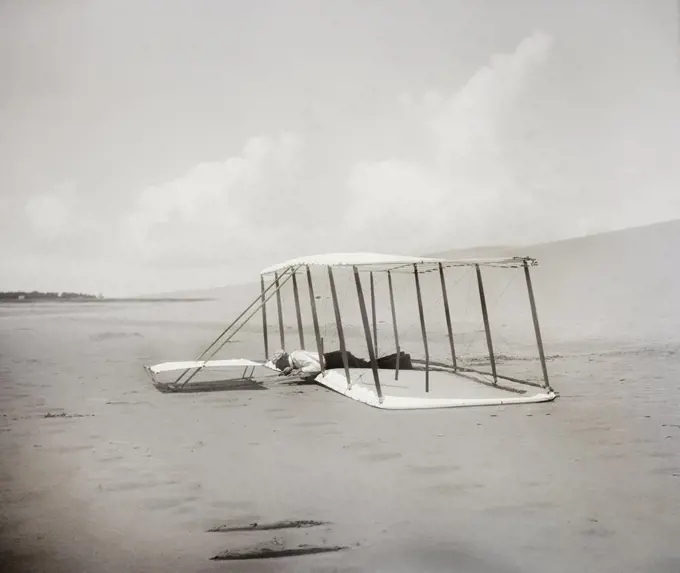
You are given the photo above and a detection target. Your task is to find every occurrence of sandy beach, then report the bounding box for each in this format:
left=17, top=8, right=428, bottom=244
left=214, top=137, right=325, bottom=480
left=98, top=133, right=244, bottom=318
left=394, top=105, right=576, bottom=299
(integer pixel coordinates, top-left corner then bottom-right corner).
left=2, top=225, right=680, bottom=572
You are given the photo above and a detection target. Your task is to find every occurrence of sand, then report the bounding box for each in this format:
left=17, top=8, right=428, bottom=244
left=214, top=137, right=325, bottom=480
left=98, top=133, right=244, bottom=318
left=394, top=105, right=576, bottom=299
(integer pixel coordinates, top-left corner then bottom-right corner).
left=2, top=223, right=680, bottom=572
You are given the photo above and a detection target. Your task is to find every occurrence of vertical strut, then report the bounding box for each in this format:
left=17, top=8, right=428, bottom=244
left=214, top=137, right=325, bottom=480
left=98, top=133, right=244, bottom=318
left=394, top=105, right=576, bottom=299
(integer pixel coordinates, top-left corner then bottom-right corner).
left=476, top=264, right=497, bottom=384
left=292, top=272, right=305, bottom=349
left=523, top=260, right=552, bottom=391
left=387, top=270, right=400, bottom=381
left=261, top=275, right=269, bottom=360
left=414, top=264, right=430, bottom=393
left=306, top=266, right=324, bottom=374
left=275, top=272, right=285, bottom=350
left=176, top=268, right=297, bottom=387
left=370, top=272, right=378, bottom=357
left=353, top=266, right=382, bottom=399
left=328, top=267, right=351, bottom=388
left=438, top=263, right=457, bottom=370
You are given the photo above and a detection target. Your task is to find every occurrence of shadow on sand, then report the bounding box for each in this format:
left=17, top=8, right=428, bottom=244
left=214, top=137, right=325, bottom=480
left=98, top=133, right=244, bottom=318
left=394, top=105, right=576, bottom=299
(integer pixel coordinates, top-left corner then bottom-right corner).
left=153, top=378, right=268, bottom=394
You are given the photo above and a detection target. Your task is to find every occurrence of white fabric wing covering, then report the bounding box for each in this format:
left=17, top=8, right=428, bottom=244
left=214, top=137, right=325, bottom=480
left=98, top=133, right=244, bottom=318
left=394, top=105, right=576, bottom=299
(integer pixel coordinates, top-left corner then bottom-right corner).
left=148, top=359, right=272, bottom=374
left=260, top=252, right=535, bottom=276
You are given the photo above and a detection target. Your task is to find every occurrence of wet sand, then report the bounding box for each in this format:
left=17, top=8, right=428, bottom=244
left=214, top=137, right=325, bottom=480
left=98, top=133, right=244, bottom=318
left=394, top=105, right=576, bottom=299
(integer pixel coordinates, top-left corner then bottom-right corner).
left=1, top=302, right=679, bottom=573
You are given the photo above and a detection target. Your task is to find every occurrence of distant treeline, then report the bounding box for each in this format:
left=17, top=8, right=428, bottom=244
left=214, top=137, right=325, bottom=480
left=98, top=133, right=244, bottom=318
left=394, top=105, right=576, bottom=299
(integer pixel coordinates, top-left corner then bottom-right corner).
left=0, top=291, right=100, bottom=301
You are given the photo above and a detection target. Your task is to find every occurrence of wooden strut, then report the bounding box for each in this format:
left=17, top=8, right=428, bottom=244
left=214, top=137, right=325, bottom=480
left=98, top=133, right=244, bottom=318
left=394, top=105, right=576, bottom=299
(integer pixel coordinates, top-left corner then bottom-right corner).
left=438, top=263, right=457, bottom=371
left=353, top=266, right=382, bottom=399
left=306, top=266, right=325, bottom=374
left=476, top=264, right=497, bottom=384
left=523, top=260, right=552, bottom=391
left=414, top=264, right=430, bottom=393
left=292, top=272, right=305, bottom=349
left=459, top=366, right=545, bottom=390
left=409, top=360, right=527, bottom=394
left=174, top=268, right=292, bottom=384
left=275, top=272, right=285, bottom=350
left=261, top=276, right=269, bottom=360
left=387, top=270, right=400, bottom=381
left=370, top=272, right=378, bottom=357
left=327, top=267, right=351, bottom=388
left=175, top=267, right=298, bottom=386
left=409, top=358, right=545, bottom=390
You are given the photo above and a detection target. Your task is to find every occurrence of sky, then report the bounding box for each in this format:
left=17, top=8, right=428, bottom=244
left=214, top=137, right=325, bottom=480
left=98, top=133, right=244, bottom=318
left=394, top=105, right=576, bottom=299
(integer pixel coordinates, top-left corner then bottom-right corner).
left=1, top=0, right=679, bottom=296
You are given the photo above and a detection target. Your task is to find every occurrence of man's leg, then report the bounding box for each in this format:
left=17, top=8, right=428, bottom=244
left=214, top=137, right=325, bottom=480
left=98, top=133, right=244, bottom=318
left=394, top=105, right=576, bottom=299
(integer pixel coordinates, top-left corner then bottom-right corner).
left=323, top=350, right=370, bottom=369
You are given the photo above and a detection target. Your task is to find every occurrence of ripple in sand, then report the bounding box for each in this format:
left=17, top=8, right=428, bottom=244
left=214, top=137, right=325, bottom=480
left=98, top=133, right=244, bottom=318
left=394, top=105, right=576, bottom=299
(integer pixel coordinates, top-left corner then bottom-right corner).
left=139, top=496, right=200, bottom=511
left=210, top=500, right=256, bottom=511
left=98, top=455, right=124, bottom=463
left=647, top=452, right=676, bottom=459
left=360, top=452, right=403, bottom=462
left=408, top=464, right=461, bottom=475
left=580, top=525, right=615, bottom=538
left=483, top=501, right=557, bottom=515
left=294, top=420, right=337, bottom=428
left=427, top=482, right=485, bottom=494
left=342, top=441, right=373, bottom=450
left=52, top=444, right=94, bottom=454
left=520, top=480, right=547, bottom=488
left=649, top=466, right=680, bottom=476
left=98, top=479, right=178, bottom=493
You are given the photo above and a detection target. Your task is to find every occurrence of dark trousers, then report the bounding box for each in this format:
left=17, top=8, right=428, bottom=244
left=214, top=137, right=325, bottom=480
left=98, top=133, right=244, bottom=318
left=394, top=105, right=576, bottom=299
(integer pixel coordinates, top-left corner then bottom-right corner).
left=323, top=350, right=412, bottom=370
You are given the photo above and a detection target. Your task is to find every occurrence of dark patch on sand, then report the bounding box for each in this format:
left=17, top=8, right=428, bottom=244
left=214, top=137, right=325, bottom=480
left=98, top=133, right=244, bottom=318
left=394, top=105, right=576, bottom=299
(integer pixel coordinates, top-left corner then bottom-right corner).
left=649, top=466, right=680, bottom=476
left=90, top=331, right=143, bottom=342
left=408, top=464, right=461, bottom=475
left=43, top=411, right=91, bottom=418
left=98, top=479, right=177, bottom=493
left=105, top=400, right=155, bottom=406
left=428, top=482, right=485, bottom=494
left=154, top=379, right=267, bottom=393
left=580, top=525, right=615, bottom=538
left=208, top=519, right=330, bottom=532
left=98, top=455, right=124, bottom=463
left=211, top=541, right=348, bottom=560
left=647, top=452, right=676, bottom=459
left=342, top=441, right=372, bottom=451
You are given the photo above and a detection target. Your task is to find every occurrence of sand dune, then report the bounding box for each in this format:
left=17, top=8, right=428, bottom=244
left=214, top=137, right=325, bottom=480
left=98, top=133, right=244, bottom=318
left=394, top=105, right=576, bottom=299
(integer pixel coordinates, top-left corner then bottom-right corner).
left=1, top=221, right=680, bottom=572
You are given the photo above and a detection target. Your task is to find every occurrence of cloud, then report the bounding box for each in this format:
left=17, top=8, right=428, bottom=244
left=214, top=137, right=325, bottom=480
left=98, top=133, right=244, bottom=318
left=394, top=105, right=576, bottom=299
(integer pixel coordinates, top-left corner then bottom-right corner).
left=116, top=30, right=558, bottom=282
left=120, top=133, right=308, bottom=269
left=14, top=27, right=678, bottom=296
left=346, top=30, right=555, bottom=252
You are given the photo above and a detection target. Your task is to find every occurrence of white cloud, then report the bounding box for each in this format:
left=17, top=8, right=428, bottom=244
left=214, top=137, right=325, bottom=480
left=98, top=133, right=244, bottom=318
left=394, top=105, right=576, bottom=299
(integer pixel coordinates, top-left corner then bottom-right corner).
left=12, top=28, right=678, bottom=295
left=120, top=133, right=306, bottom=268
left=116, top=30, right=558, bottom=283
left=345, top=30, right=555, bottom=252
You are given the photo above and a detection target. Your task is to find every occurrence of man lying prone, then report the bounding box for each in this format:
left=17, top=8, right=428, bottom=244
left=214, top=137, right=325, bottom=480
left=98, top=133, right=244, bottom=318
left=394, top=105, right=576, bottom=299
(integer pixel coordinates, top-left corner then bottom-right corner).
left=270, top=348, right=413, bottom=382
left=271, top=350, right=324, bottom=382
